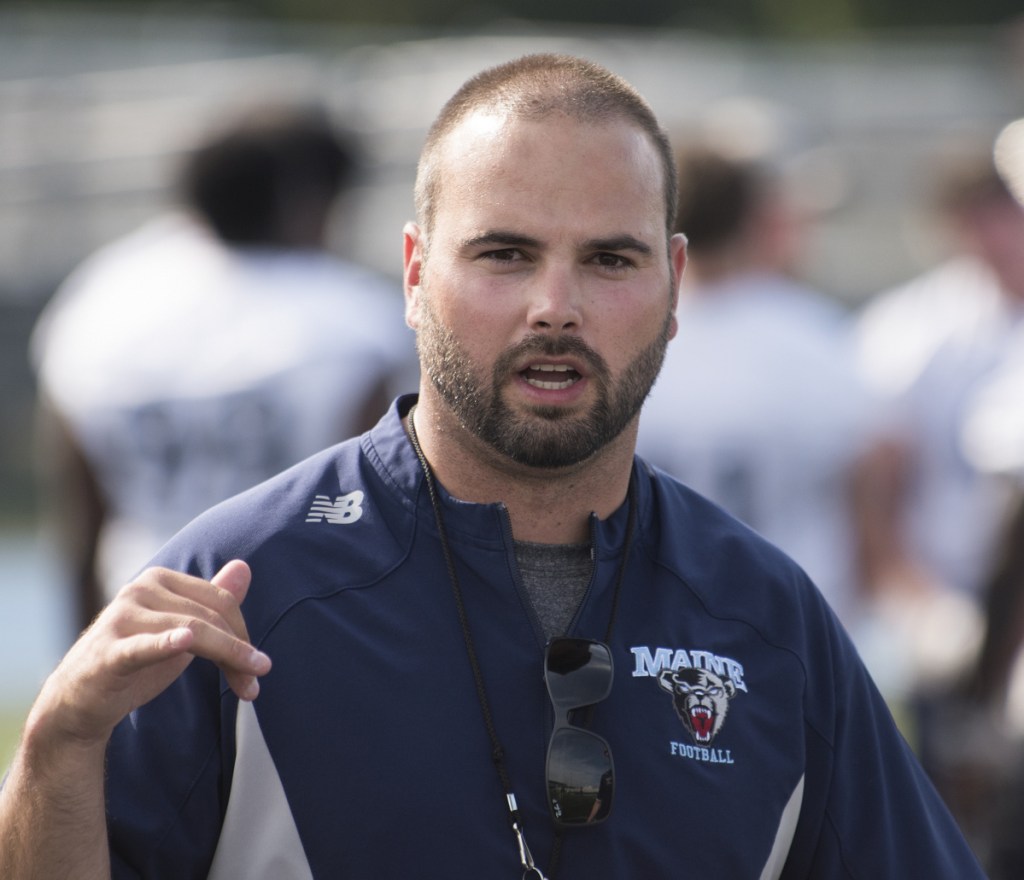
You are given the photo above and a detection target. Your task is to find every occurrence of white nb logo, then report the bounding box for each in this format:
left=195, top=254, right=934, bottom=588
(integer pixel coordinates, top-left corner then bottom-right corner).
left=305, top=491, right=365, bottom=524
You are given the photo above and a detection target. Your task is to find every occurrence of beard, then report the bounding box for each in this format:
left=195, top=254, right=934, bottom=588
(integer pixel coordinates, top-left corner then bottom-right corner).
left=416, top=297, right=673, bottom=469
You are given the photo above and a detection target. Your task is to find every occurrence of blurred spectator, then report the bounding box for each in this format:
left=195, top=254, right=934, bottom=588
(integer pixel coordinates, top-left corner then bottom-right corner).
left=855, top=142, right=1024, bottom=602
left=927, top=487, right=1024, bottom=875
left=636, top=146, right=881, bottom=627
left=30, top=101, right=417, bottom=633
left=913, top=283, right=1024, bottom=874
left=851, top=140, right=1024, bottom=703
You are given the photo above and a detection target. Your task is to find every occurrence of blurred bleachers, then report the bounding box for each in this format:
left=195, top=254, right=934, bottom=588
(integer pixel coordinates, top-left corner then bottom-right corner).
left=3, top=11, right=1023, bottom=311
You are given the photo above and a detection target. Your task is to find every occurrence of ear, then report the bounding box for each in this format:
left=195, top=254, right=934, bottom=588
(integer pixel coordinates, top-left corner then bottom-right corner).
left=403, top=221, right=425, bottom=330
left=667, top=232, right=688, bottom=342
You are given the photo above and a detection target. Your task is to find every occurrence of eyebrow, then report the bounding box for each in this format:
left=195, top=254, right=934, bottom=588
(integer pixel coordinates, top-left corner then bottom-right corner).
left=461, top=230, right=653, bottom=256
left=461, top=230, right=541, bottom=250
left=583, top=235, right=653, bottom=257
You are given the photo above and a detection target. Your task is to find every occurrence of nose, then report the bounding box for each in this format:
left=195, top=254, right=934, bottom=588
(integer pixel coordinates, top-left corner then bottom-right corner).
left=526, top=265, right=583, bottom=334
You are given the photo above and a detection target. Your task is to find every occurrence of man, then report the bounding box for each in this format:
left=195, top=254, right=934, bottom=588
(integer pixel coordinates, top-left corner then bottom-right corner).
left=30, top=101, right=416, bottom=631
left=855, top=144, right=1024, bottom=602
left=1, top=54, right=984, bottom=878
left=637, top=146, right=880, bottom=625
left=851, top=142, right=1024, bottom=716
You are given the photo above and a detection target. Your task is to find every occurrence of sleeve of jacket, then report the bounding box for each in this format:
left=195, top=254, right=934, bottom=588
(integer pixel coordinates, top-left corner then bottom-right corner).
left=106, top=542, right=240, bottom=880
left=107, top=655, right=237, bottom=879
left=782, top=607, right=985, bottom=878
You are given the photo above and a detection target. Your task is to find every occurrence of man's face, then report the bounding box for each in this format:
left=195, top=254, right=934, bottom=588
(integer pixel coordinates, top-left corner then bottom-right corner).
left=405, top=111, right=686, bottom=469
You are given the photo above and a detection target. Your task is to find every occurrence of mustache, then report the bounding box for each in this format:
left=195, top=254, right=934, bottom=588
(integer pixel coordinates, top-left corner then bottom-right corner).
left=493, top=334, right=610, bottom=380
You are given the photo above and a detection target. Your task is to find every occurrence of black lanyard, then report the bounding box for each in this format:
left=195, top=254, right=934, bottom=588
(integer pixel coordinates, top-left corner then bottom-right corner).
left=406, top=404, right=636, bottom=878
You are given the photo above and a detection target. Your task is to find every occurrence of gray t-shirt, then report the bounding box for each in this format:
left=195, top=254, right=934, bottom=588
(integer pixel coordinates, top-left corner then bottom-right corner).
left=514, top=540, right=593, bottom=641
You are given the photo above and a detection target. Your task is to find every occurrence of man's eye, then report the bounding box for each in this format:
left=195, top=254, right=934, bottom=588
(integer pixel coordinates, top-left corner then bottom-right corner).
left=593, top=253, right=633, bottom=270
left=482, top=248, right=522, bottom=263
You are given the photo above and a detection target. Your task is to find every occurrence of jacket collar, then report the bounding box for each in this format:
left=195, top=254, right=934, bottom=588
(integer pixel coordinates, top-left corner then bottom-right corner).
left=364, top=394, right=650, bottom=560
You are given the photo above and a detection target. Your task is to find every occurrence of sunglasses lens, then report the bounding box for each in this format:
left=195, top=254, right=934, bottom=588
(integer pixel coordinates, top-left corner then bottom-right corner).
left=547, top=728, right=614, bottom=825
left=546, top=638, right=613, bottom=709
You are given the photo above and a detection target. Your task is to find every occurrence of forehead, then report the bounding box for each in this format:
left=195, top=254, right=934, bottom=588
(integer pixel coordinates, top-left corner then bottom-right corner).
left=430, top=110, right=666, bottom=242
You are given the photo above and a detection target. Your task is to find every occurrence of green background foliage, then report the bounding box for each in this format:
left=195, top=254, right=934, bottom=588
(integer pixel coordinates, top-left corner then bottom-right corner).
left=18, top=0, right=1024, bottom=36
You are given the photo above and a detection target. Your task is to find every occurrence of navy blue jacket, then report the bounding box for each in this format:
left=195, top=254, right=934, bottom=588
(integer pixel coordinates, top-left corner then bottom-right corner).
left=107, top=396, right=985, bottom=878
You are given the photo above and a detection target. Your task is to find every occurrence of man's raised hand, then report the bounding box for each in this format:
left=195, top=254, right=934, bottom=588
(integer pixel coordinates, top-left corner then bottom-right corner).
left=34, top=559, right=272, bottom=748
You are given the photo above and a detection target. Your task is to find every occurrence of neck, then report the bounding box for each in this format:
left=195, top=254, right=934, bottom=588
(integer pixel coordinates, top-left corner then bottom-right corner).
left=406, top=395, right=635, bottom=545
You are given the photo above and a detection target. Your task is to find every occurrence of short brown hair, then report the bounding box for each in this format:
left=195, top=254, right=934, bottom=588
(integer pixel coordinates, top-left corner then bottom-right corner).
left=414, top=54, right=678, bottom=238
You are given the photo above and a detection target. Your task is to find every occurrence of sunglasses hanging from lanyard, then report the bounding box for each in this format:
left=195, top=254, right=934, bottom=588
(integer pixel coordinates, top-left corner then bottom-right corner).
left=406, top=404, right=635, bottom=879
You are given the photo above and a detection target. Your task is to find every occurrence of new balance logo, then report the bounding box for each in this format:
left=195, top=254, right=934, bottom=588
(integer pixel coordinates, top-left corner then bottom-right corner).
left=305, top=491, right=365, bottom=524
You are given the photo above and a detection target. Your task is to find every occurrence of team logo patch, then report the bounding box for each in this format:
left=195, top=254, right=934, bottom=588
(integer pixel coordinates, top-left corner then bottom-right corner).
left=631, top=646, right=745, bottom=749
left=658, top=667, right=736, bottom=745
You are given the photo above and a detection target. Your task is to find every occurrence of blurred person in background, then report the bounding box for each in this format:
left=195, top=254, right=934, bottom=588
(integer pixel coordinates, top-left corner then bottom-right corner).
left=913, top=239, right=1024, bottom=871
left=30, top=101, right=417, bottom=634
left=852, top=138, right=1024, bottom=709
left=637, top=145, right=881, bottom=631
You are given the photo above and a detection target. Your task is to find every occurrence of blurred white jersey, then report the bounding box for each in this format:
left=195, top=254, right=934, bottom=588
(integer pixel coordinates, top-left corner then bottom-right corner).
left=962, top=320, right=1024, bottom=481
left=638, top=272, right=879, bottom=621
left=32, top=214, right=417, bottom=597
left=856, top=257, right=1023, bottom=597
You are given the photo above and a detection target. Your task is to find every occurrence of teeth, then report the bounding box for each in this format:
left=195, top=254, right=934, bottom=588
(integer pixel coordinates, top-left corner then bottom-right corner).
left=523, top=362, right=578, bottom=390
left=526, top=376, right=576, bottom=390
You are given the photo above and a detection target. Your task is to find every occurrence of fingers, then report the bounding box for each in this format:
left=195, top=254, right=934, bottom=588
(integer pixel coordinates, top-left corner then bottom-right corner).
left=166, top=561, right=271, bottom=701
left=198, top=561, right=271, bottom=701
left=208, top=562, right=263, bottom=698
left=186, top=622, right=272, bottom=702
left=113, top=562, right=271, bottom=701
left=32, top=561, right=273, bottom=750
left=211, top=559, right=252, bottom=600
left=127, top=624, right=270, bottom=702
left=136, top=564, right=252, bottom=639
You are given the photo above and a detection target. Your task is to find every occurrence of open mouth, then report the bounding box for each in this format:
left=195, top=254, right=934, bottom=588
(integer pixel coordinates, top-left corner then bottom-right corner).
left=689, top=706, right=714, bottom=743
left=521, top=363, right=582, bottom=390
